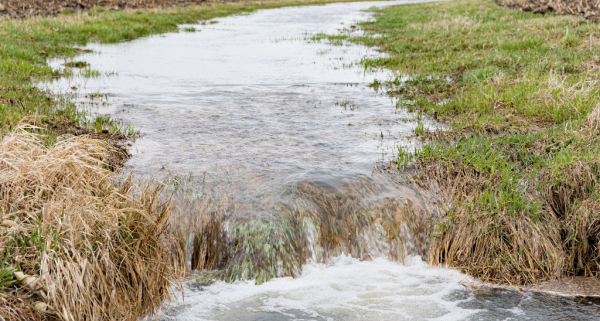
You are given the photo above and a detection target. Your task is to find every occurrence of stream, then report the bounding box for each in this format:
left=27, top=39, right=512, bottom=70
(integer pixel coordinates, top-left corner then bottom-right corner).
left=42, top=1, right=600, bottom=320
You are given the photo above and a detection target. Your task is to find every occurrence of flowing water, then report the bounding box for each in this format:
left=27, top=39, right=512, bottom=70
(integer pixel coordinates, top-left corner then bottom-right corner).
left=41, top=1, right=600, bottom=319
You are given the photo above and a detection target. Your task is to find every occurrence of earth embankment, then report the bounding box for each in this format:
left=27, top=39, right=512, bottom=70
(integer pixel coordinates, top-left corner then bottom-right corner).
left=0, top=0, right=222, bottom=18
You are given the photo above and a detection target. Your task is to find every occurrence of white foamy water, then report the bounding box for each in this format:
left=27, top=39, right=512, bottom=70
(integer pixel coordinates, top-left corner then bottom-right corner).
left=158, top=254, right=600, bottom=321
left=160, top=256, right=478, bottom=321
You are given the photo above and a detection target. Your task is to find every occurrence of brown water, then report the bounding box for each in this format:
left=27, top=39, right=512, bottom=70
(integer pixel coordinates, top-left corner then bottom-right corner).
left=41, top=1, right=600, bottom=319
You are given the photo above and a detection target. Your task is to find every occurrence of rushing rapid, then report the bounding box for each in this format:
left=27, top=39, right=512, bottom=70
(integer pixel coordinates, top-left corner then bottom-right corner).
left=41, top=1, right=600, bottom=320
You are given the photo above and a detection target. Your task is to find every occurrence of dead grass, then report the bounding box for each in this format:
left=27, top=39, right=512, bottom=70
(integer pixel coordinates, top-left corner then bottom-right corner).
left=0, top=125, right=183, bottom=320
left=498, top=0, right=600, bottom=20
left=425, top=158, right=565, bottom=284
left=418, top=140, right=600, bottom=285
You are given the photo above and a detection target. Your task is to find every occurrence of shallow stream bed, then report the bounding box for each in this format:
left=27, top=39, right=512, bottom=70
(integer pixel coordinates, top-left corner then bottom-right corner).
left=42, top=1, right=600, bottom=319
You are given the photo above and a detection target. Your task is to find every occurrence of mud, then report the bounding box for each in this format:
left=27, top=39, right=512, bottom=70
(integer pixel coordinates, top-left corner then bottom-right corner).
left=497, top=0, right=600, bottom=21
left=42, top=117, right=130, bottom=170
left=0, top=0, right=217, bottom=19
left=528, top=277, right=600, bottom=297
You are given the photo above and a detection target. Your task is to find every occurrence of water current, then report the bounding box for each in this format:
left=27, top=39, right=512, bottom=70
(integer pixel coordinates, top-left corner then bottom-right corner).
left=41, top=1, right=600, bottom=319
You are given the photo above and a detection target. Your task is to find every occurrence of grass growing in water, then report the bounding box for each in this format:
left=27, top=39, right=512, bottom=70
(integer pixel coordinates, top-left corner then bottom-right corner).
left=347, top=0, right=600, bottom=284
left=168, top=172, right=437, bottom=285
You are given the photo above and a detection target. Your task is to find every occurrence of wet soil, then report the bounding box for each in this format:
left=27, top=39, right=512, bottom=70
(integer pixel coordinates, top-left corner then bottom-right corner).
left=43, top=117, right=130, bottom=170
left=528, top=277, right=600, bottom=297
left=497, top=0, right=600, bottom=21
left=0, top=0, right=221, bottom=19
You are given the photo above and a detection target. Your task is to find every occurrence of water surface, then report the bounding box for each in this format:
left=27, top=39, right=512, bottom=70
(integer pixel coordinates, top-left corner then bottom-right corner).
left=41, top=1, right=600, bottom=320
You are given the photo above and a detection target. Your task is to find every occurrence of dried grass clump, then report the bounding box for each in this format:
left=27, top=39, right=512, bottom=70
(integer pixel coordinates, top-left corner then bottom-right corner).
left=431, top=211, right=564, bottom=284
left=585, top=104, right=600, bottom=133
left=427, top=155, right=600, bottom=285
left=0, top=297, right=49, bottom=321
left=426, top=159, right=565, bottom=285
left=0, top=126, right=182, bottom=320
left=541, top=161, right=600, bottom=277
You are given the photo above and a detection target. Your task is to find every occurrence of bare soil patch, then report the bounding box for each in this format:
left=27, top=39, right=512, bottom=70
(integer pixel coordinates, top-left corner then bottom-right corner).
left=0, top=0, right=216, bottom=19
left=498, top=0, right=600, bottom=20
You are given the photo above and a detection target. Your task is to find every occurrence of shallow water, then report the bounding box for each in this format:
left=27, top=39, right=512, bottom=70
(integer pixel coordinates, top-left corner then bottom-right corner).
left=161, top=256, right=600, bottom=321
left=45, top=1, right=435, bottom=195
left=41, top=1, right=600, bottom=319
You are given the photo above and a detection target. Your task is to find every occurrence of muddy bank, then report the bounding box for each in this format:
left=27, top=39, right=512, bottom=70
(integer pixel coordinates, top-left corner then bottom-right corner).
left=497, top=0, right=600, bottom=20
left=0, top=0, right=225, bottom=19
left=42, top=117, right=131, bottom=168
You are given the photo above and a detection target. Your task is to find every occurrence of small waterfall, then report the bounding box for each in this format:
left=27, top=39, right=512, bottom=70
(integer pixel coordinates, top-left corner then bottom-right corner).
left=168, top=170, right=441, bottom=284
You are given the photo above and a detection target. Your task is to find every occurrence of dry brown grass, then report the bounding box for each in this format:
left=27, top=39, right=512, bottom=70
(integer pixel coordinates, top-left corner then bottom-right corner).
left=425, top=154, right=600, bottom=285
left=540, top=161, right=600, bottom=277
left=0, top=297, right=50, bottom=321
left=425, top=159, right=566, bottom=285
left=0, top=125, right=183, bottom=320
left=498, top=0, right=600, bottom=19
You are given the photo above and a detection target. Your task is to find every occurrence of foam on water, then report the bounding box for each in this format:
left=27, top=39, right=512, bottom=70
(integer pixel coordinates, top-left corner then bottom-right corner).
left=160, top=256, right=479, bottom=321
left=159, top=254, right=600, bottom=320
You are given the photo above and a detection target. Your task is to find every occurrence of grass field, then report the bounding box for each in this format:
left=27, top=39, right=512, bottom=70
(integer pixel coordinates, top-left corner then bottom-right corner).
left=349, top=0, right=600, bottom=284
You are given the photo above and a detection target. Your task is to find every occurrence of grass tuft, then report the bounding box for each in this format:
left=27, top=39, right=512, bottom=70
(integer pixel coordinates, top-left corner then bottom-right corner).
left=0, top=124, right=183, bottom=320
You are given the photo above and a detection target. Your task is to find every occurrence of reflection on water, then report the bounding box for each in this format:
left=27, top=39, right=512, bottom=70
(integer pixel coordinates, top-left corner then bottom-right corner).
left=41, top=1, right=600, bottom=320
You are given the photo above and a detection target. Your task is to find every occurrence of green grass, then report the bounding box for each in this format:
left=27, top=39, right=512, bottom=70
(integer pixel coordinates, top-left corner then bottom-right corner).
left=0, top=0, right=370, bottom=143
left=340, top=0, right=600, bottom=284
left=0, top=257, right=17, bottom=297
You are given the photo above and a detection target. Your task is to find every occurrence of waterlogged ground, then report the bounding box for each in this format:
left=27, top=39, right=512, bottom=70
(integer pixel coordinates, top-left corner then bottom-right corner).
left=41, top=1, right=600, bottom=320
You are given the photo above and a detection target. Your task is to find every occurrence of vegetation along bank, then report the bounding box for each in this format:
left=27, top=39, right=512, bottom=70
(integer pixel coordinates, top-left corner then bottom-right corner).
left=2, top=0, right=600, bottom=319
left=0, top=0, right=372, bottom=319
left=347, top=0, right=600, bottom=285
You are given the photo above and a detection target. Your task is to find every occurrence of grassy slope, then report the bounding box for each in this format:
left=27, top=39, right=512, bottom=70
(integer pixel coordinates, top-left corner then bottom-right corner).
left=0, top=0, right=366, bottom=144
left=352, top=0, right=600, bottom=284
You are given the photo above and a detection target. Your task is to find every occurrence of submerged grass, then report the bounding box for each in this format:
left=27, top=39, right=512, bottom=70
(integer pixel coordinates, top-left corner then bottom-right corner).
left=346, top=0, right=600, bottom=284
left=169, top=172, right=436, bottom=285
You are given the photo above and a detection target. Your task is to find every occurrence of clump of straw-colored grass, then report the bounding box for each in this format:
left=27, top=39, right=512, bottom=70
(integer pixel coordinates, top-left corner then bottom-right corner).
left=0, top=125, right=182, bottom=320
left=426, top=159, right=566, bottom=285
